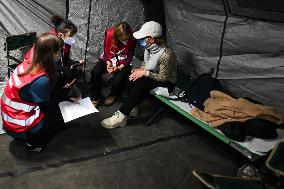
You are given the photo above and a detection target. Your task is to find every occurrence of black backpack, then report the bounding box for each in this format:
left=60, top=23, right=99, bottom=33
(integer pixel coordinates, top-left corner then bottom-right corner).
left=185, top=69, right=221, bottom=110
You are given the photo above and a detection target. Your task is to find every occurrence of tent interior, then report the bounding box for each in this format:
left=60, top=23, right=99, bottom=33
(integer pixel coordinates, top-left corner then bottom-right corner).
left=0, top=0, right=284, bottom=188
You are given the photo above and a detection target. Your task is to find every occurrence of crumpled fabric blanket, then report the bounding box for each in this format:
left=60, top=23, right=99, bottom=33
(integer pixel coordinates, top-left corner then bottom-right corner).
left=191, top=90, right=283, bottom=127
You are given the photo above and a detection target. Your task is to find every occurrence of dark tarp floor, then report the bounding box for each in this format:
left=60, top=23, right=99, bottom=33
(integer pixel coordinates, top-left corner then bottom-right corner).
left=0, top=83, right=244, bottom=189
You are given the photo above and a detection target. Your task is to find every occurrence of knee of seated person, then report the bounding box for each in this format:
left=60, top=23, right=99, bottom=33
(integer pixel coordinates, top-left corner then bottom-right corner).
left=91, top=68, right=104, bottom=78
left=134, top=77, right=147, bottom=84
left=111, top=76, right=125, bottom=85
left=62, top=70, right=75, bottom=81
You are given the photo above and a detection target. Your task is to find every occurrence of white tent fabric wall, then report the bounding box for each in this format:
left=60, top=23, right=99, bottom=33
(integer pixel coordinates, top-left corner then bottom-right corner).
left=164, top=0, right=284, bottom=115
left=0, top=0, right=144, bottom=79
left=0, top=28, right=7, bottom=77
left=0, top=0, right=66, bottom=77
left=68, top=0, right=144, bottom=81
left=1, top=0, right=282, bottom=116
left=0, top=0, right=66, bottom=35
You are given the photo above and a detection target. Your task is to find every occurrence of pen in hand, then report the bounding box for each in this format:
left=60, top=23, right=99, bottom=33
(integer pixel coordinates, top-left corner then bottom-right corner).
left=63, top=78, right=77, bottom=89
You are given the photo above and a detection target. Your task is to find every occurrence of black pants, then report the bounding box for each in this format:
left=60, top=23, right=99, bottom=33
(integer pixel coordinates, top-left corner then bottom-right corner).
left=26, top=101, right=67, bottom=147
left=51, top=64, right=81, bottom=102
left=119, top=77, right=174, bottom=116
left=90, top=60, right=132, bottom=100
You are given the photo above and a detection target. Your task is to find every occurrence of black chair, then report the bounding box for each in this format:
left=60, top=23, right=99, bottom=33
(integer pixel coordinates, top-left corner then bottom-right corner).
left=4, top=32, right=37, bottom=77
left=193, top=170, right=266, bottom=189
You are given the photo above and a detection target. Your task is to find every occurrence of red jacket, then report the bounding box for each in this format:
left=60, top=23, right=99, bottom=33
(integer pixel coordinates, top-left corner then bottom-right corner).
left=24, top=28, right=71, bottom=66
left=101, top=28, right=136, bottom=67
left=1, top=61, right=47, bottom=133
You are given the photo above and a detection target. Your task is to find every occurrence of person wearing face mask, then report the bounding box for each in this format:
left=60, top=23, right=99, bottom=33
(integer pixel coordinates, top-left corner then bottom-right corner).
left=25, top=16, right=84, bottom=69
left=1, top=33, right=64, bottom=152
left=49, top=15, right=85, bottom=68
left=24, top=16, right=83, bottom=102
left=101, top=21, right=177, bottom=129
left=49, top=15, right=83, bottom=102
left=90, top=22, right=136, bottom=107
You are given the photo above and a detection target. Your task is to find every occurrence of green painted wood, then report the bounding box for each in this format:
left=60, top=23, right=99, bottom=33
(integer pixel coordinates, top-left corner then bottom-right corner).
left=155, top=95, right=231, bottom=144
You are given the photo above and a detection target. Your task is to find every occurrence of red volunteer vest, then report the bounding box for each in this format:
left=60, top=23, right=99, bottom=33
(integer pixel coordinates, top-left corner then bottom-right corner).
left=24, top=28, right=71, bottom=66
left=1, top=61, right=47, bottom=133
left=102, top=28, right=136, bottom=66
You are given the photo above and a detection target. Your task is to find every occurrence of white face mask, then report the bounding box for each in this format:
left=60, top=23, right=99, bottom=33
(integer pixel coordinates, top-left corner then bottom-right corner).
left=120, top=40, right=128, bottom=45
left=64, top=37, right=76, bottom=45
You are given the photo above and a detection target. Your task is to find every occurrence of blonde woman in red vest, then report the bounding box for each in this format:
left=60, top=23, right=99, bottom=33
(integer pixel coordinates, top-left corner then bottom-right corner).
left=90, top=22, right=137, bottom=107
left=1, top=33, right=63, bottom=152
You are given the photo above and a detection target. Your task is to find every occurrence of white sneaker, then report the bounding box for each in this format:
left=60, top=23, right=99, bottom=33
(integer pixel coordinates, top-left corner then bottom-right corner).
left=129, top=107, right=138, bottom=117
left=101, top=110, right=127, bottom=129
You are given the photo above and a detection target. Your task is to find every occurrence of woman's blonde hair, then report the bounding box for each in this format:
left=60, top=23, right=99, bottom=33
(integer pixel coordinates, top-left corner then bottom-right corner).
left=112, top=22, right=132, bottom=47
left=19, top=33, right=63, bottom=79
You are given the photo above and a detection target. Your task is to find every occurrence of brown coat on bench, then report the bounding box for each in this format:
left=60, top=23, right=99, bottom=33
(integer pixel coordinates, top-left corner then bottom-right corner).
left=191, top=90, right=283, bottom=127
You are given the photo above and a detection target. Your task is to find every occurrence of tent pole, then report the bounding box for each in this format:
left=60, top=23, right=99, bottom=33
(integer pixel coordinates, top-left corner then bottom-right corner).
left=66, top=0, right=69, bottom=19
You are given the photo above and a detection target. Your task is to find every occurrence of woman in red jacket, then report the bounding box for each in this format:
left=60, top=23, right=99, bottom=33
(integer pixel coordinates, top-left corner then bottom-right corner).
left=1, top=33, right=63, bottom=152
left=90, top=22, right=137, bottom=107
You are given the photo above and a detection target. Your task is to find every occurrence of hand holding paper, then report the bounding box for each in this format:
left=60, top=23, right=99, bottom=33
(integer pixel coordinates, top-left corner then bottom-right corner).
left=58, top=97, right=99, bottom=123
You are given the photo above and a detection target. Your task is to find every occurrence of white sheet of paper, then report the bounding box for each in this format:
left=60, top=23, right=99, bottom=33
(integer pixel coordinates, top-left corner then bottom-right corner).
left=59, top=97, right=99, bottom=123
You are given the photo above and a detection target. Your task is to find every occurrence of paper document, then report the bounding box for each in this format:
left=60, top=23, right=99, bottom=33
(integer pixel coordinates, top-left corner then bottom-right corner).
left=59, top=97, right=99, bottom=123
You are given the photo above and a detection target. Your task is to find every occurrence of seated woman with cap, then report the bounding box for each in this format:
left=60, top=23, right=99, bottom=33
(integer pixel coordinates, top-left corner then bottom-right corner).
left=101, top=21, right=178, bottom=129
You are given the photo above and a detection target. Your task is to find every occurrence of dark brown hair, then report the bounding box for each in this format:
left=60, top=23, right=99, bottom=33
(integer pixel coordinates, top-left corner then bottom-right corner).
left=51, top=15, right=77, bottom=35
left=153, top=36, right=165, bottom=46
left=112, top=22, right=132, bottom=47
left=19, top=33, right=63, bottom=79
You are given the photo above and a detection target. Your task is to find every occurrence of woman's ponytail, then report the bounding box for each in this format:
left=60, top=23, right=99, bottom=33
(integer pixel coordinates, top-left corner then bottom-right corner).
left=50, top=15, right=77, bottom=35
left=51, top=15, right=64, bottom=28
